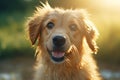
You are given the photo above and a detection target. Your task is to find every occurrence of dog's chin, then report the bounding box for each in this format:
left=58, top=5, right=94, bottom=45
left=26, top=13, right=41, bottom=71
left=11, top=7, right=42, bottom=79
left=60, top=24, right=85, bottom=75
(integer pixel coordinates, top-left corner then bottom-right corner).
left=47, top=48, right=65, bottom=64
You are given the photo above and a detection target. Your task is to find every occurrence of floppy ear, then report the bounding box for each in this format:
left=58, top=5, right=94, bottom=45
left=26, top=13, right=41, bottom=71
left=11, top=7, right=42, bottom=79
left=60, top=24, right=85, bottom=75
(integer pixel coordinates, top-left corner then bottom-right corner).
left=84, top=19, right=99, bottom=53
left=27, top=17, right=42, bottom=45
left=26, top=2, right=52, bottom=45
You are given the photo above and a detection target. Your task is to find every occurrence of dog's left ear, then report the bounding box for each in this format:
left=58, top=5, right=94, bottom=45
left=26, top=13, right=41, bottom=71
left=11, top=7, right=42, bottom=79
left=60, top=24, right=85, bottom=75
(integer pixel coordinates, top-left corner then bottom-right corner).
left=83, top=18, right=99, bottom=53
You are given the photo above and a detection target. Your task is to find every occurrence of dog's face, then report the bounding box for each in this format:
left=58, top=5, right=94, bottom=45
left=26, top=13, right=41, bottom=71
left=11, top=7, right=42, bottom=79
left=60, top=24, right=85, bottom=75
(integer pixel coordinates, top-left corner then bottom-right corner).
left=27, top=4, right=99, bottom=64
left=43, top=10, right=85, bottom=63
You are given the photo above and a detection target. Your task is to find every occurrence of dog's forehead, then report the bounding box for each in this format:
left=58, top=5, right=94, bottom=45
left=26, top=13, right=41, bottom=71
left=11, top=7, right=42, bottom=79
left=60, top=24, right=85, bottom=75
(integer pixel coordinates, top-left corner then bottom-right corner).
left=43, top=11, right=80, bottom=29
left=42, top=9, right=84, bottom=31
left=47, top=9, right=80, bottom=19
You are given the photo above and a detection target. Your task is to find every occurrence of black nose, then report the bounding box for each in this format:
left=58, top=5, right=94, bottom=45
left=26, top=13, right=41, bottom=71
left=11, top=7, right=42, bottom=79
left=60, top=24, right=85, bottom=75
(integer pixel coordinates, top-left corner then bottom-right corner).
left=53, top=36, right=66, bottom=47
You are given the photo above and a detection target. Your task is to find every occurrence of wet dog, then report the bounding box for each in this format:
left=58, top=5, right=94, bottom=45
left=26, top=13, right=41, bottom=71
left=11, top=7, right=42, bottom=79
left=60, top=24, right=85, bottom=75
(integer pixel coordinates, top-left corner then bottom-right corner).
left=26, top=3, right=101, bottom=80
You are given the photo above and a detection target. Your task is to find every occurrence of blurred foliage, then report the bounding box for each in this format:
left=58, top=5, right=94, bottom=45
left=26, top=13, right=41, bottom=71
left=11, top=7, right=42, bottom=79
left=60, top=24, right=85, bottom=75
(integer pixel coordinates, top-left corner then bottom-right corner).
left=0, top=12, right=34, bottom=59
left=0, top=0, right=37, bottom=12
left=0, top=0, right=120, bottom=65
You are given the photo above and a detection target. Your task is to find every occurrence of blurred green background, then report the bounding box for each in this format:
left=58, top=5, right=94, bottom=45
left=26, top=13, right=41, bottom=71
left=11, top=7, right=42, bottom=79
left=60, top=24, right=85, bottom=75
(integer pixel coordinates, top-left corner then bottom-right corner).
left=0, top=0, right=120, bottom=80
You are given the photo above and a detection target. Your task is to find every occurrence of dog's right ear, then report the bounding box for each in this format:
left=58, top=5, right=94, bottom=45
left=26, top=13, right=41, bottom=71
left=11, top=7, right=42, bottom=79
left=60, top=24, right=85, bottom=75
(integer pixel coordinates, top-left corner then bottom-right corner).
left=26, top=2, right=52, bottom=45
left=27, top=16, right=42, bottom=45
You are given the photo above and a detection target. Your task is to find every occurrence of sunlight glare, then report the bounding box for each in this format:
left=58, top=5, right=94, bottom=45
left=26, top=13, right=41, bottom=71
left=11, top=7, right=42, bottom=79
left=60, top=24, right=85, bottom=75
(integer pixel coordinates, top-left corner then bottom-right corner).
left=103, top=0, right=120, bottom=9
left=91, top=0, right=120, bottom=11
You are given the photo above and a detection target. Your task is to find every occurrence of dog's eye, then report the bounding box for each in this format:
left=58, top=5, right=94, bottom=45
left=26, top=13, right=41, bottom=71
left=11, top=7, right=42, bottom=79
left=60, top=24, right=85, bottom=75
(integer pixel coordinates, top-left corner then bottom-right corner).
left=47, top=22, right=54, bottom=29
left=69, top=24, right=77, bottom=31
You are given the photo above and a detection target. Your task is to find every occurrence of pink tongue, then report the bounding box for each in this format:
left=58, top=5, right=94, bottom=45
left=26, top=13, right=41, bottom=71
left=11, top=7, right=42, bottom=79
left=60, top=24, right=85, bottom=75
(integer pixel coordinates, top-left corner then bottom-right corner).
left=52, top=51, right=65, bottom=58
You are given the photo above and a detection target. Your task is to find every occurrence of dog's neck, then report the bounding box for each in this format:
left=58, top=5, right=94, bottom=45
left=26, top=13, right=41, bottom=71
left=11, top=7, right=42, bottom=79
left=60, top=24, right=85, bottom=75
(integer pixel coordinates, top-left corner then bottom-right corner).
left=42, top=51, right=84, bottom=78
left=35, top=46, right=100, bottom=80
left=40, top=58, right=81, bottom=80
left=36, top=53, right=91, bottom=80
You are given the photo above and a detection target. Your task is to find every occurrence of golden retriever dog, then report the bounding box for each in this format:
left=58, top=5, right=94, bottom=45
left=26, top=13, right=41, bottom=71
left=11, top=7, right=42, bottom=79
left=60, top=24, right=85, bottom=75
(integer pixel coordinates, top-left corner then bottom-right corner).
left=26, top=3, right=102, bottom=80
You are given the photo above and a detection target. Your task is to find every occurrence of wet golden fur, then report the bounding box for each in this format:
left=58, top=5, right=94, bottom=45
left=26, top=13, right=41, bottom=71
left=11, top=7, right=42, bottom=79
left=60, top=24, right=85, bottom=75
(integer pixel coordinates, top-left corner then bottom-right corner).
left=26, top=3, right=101, bottom=80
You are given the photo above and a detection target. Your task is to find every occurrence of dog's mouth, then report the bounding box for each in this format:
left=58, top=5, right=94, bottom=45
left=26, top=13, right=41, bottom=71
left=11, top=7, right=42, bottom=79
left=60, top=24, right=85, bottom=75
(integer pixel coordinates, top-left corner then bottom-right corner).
left=47, top=46, right=72, bottom=63
left=51, top=51, right=65, bottom=62
left=47, top=47, right=65, bottom=63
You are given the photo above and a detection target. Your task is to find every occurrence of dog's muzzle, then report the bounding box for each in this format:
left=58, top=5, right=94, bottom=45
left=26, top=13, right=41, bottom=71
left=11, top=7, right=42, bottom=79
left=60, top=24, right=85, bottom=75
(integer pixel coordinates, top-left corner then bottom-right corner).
left=47, top=35, right=70, bottom=63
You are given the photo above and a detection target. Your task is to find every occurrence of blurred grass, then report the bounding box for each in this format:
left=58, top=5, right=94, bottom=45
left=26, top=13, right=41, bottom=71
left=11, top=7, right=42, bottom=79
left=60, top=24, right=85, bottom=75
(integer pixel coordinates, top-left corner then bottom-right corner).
left=0, top=12, right=34, bottom=59
left=92, top=12, right=120, bottom=65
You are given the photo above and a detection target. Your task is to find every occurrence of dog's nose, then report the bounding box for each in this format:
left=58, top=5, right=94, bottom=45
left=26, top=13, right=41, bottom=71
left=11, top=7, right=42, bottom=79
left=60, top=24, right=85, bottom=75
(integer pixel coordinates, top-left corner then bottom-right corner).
left=53, top=36, right=66, bottom=47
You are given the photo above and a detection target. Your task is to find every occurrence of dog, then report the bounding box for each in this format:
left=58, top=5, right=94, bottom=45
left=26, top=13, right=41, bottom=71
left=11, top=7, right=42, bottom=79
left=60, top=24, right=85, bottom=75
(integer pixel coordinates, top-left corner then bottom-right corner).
left=26, top=2, right=102, bottom=80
